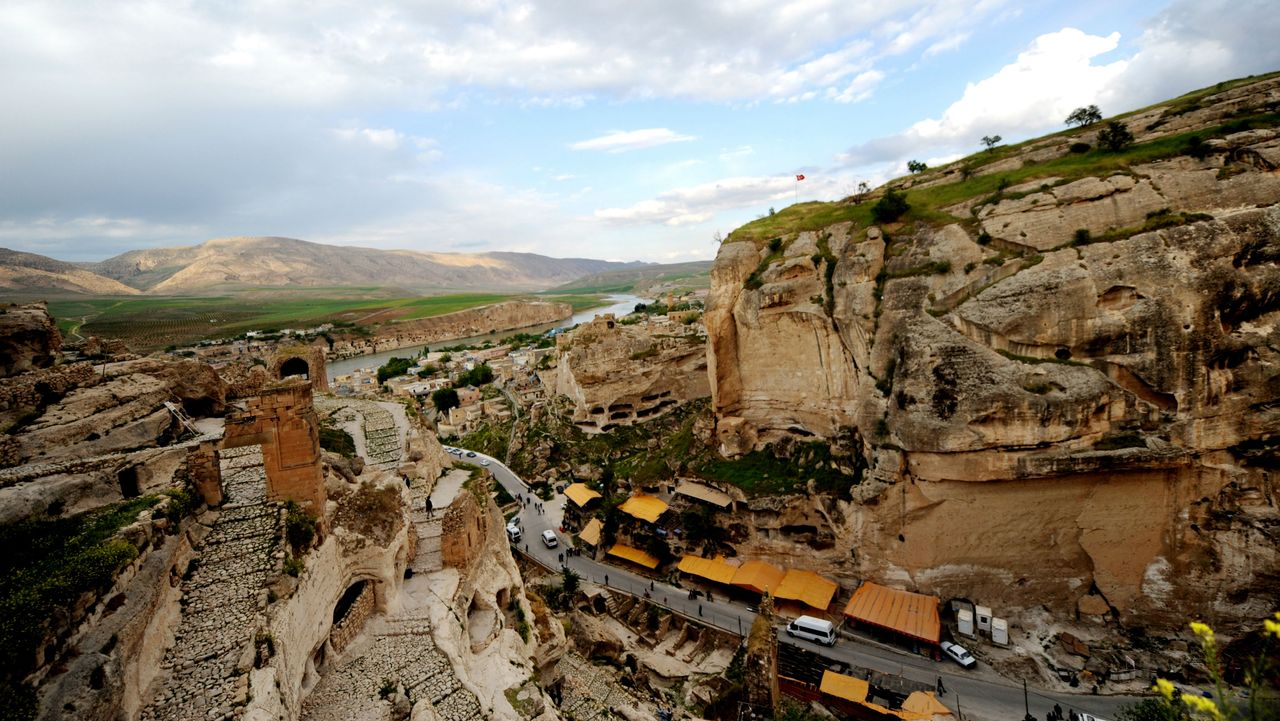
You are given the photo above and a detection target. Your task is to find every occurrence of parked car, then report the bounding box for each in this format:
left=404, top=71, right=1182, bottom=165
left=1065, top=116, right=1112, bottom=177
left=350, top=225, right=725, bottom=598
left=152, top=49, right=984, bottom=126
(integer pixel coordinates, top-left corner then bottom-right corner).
left=480, top=459, right=490, bottom=466
left=541, top=530, right=558, bottom=548
left=1077, top=714, right=1110, bottom=721
left=466, top=451, right=477, bottom=458
left=785, top=616, right=837, bottom=646
left=941, top=641, right=976, bottom=668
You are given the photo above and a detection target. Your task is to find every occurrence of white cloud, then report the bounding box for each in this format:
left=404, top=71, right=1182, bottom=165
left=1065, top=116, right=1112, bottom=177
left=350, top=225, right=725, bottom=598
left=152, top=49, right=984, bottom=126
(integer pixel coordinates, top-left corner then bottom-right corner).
left=570, top=128, right=697, bottom=153
left=595, top=174, right=845, bottom=227
left=839, top=28, right=1128, bottom=166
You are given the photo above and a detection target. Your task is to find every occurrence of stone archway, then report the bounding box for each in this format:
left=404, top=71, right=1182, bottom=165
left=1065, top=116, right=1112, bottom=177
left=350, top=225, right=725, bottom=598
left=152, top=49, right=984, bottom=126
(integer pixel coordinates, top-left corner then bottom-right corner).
left=279, top=356, right=310, bottom=380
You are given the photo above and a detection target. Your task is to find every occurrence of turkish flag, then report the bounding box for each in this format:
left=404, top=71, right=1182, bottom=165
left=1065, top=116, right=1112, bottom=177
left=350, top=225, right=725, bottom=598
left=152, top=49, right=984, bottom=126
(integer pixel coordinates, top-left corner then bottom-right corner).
left=795, top=174, right=805, bottom=181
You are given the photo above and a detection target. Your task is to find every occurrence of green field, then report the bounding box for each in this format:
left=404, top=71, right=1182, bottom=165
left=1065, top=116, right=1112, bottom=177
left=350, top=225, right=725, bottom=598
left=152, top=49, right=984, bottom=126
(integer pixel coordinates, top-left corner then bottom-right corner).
left=43, top=290, right=608, bottom=351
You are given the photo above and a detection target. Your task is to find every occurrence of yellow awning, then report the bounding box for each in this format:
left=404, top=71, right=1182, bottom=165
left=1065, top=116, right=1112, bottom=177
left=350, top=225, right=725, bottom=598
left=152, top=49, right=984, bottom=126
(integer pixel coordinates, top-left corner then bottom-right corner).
left=843, top=581, right=941, bottom=645
left=677, top=555, right=739, bottom=585
left=819, top=671, right=869, bottom=703
left=579, top=518, right=603, bottom=547
left=731, top=560, right=785, bottom=595
left=774, top=569, right=839, bottom=611
left=901, top=692, right=953, bottom=718
left=565, top=483, right=603, bottom=508
left=607, top=544, right=660, bottom=569
left=674, top=481, right=733, bottom=508
left=618, top=493, right=668, bottom=523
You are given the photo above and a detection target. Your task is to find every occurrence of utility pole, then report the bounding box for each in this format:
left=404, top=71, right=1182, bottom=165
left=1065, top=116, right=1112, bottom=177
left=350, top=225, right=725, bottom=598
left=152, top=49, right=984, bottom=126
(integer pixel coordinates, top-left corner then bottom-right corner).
left=1024, top=678, right=1035, bottom=721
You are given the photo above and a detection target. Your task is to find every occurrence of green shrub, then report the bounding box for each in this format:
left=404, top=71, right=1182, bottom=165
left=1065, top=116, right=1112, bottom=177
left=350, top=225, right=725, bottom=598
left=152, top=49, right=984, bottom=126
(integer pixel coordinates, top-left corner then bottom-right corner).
left=376, top=357, right=414, bottom=384
left=284, top=502, right=317, bottom=552
left=1098, top=120, right=1135, bottom=151
left=1073, top=228, right=1093, bottom=246
left=871, top=189, right=910, bottom=223
left=318, top=421, right=357, bottom=458
left=1069, top=142, right=1092, bottom=154
left=283, top=557, right=305, bottom=577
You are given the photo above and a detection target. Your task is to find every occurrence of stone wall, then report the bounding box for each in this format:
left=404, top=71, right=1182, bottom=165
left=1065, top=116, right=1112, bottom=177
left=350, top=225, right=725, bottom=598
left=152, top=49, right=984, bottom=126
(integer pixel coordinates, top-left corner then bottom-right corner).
left=0, top=361, right=96, bottom=412
left=270, top=344, right=331, bottom=393
left=243, top=506, right=414, bottom=721
left=441, top=486, right=489, bottom=570
left=224, top=381, right=326, bottom=511
left=327, top=581, right=376, bottom=655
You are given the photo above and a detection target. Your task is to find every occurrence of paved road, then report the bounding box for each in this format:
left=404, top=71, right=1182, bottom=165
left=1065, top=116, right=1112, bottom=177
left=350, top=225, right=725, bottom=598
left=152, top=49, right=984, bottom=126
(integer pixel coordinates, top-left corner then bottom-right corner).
left=451, top=449, right=1144, bottom=721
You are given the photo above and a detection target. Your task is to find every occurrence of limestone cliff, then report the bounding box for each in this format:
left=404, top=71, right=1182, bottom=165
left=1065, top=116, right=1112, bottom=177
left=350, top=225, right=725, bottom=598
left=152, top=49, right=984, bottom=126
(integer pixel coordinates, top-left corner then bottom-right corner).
left=0, top=302, right=62, bottom=378
left=705, top=74, right=1280, bottom=635
left=554, top=315, right=709, bottom=432
left=331, top=300, right=573, bottom=358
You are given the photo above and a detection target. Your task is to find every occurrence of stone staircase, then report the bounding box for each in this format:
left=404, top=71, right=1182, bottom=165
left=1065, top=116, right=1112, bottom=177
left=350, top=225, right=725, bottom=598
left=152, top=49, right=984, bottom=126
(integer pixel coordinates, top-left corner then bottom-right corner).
left=315, top=397, right=404, bottom=469
left=140, top=445, right=280, bottom=721
left=300, top=614, right=484, bottom=721
left=413, top=514, right=444, bottom=573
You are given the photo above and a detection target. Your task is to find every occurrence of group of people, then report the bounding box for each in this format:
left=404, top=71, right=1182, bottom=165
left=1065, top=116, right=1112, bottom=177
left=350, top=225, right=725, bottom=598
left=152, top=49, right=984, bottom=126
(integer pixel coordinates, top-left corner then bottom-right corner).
left=515, top=492, right=547, bottom=515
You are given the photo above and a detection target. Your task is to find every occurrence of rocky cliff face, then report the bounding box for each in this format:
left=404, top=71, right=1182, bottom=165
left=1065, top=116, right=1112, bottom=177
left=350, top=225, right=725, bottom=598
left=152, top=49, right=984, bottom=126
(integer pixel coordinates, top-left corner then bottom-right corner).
left=0, top=303, right=62, bottom=378
left=330, top=300, right=573, bottom=358
left=705, top=75, right=1280, bottom=635
left=554, top=315, right=710, bottom=432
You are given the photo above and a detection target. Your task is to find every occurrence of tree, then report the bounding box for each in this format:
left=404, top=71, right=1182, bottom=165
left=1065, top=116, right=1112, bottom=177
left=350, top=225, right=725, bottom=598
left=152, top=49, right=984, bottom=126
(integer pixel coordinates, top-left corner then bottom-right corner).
left=852, top=181, right=872, bottom=204
left=1066, top=104, right=1103, bottom=127
left=906, top=159, right=927, bottom=174
left=1098, top=120, right=1135, bottom=151
left=981, top=135, right=1002, bottom=152
left=561, top=566, right=580, bottom=597
left=431, top=387, right=459, bottom=413
left=871, top=188, right=910, bottom=223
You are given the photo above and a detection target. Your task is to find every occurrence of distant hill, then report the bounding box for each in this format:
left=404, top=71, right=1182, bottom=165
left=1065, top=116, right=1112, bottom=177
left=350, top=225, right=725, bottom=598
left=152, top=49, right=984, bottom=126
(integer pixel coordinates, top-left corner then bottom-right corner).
left=549, top=260, right=712, bottom=295
left=81, top=236, right=644, bottom=294
left=0, top=248, right=141, bottom=296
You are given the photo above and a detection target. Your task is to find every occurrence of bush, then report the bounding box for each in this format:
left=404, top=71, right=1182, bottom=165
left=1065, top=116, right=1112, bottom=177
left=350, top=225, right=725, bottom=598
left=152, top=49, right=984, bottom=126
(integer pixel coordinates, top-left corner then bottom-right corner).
left=1069, top=141, right=1092, bottom=154
left=1098, top=120, right=1135, bottom=151
left=432, top=387, right=460, bottom=413
left=455, top=363, right=494, bottom=388
left=284, top=501, right=317, bottom=552
left=1073, top=228, right=1093, bottom=246
left=871, top=189, right=910, bottom=223
left=376, top=357, right=414, bottom=384
left=319, top=421, right=357, bottom=458
left=283, top=557, right=304, bottom=577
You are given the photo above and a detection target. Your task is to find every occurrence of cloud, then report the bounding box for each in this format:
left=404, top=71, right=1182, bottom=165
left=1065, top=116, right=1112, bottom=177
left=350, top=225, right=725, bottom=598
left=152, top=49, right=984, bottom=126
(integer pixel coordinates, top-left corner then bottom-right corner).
left=570, top=128, right=697, bottom=153
left=839, top=28, right=1128, bottom=166
left=595, top=175, right=845, bottom=227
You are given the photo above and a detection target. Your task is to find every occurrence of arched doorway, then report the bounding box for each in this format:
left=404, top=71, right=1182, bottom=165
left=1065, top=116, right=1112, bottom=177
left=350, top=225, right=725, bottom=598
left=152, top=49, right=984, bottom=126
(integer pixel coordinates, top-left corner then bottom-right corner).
left=279, top=356, right=310, bottom=381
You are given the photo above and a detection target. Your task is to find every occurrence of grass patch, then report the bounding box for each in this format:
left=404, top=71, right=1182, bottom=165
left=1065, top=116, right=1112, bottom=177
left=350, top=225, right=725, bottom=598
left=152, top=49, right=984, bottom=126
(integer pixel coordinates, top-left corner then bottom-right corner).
left=693, top=442, right=860, bottom=497
left=0, top=496, right=162, bottom=718
left=728, top=202, right=874, bottom=246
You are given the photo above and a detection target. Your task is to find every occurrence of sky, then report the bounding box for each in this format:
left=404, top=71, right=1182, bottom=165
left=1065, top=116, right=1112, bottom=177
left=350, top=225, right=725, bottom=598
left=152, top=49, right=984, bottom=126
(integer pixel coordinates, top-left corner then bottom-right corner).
left=1, top=0, right=1277, bottom=264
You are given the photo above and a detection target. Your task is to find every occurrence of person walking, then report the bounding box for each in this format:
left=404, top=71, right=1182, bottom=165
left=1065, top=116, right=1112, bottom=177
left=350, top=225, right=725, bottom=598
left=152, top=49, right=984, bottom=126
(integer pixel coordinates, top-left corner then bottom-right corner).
left=698, top=604, right=703, bottom=616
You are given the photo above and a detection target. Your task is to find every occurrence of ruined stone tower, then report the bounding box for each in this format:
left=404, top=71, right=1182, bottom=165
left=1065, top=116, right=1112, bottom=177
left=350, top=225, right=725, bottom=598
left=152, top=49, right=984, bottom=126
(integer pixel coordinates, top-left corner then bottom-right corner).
left=223, top=380, right=327, bottom=511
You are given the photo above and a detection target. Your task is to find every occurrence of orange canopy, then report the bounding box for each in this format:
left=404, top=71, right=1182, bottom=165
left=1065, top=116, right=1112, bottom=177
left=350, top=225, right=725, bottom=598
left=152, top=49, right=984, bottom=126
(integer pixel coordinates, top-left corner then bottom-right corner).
left=607, top=544, right=660, bottom=569
left=564, top=483, right=602, bottom=508
left=677, top=555, right=739, bottom=585
left=819, top=670, right=869, bottom=703
left=618, top=494, right=668, bottom=523
left=579, top=518, right=603, bottom=547
left=774, top=569, right=839, bottom=611
left=731, top=560, right=785, bottom=595
left=843, top=581, right=941, bottom=645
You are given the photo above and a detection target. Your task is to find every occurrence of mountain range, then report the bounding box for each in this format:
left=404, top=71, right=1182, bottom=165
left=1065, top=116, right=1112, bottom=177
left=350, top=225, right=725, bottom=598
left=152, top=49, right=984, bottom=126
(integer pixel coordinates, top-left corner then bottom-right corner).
left=0, top=236, right=658, bottom=295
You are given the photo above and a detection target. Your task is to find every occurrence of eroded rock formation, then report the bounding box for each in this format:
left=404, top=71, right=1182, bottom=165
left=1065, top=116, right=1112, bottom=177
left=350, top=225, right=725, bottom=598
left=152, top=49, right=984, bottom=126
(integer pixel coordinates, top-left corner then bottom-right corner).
left=330, top=301, right=572, bottom=359
left=0, top=302, right=62, bottom=378
left=553, top=315, right=710, bottom=432
left=705, top=75, right=1280, bottom=636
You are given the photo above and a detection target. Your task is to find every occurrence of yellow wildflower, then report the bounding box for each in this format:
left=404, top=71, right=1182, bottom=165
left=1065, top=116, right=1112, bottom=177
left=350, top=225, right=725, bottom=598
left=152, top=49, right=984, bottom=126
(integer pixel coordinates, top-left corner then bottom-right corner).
left=1153, top=678, right=1177, bottom=700
left=1189, top=621, right=1214, bottom=643
left=1181, top=694, right=1221, bottom=720
left=1265, top=613, right=1280, bottom=639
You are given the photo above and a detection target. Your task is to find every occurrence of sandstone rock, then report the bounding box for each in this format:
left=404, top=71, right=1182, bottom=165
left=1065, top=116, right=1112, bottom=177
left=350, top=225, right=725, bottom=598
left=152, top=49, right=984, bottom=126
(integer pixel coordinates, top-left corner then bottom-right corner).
left=1058, top=632, right=1090, bottom=658
left=1078, top=594, right=1111, bottom=618
left=0, top=302, right=61, bottom=377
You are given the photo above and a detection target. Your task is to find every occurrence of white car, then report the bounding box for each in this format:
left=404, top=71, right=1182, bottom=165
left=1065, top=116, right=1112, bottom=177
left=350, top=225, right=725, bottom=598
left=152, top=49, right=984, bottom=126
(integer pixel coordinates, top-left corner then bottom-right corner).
left=1078, top=715, right=1110, bottom=721
left=541, top=529, right=558, bottom=548
left=941, top=641, right=976, bottom=668
left=480, top=459, right=490, bottom=466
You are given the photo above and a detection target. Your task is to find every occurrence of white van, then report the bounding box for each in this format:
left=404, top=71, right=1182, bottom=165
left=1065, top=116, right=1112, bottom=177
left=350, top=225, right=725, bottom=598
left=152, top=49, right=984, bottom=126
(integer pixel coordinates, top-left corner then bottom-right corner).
left=786, top=615, right=836, bottom=646
left=505, top=523, right=522, bottom=544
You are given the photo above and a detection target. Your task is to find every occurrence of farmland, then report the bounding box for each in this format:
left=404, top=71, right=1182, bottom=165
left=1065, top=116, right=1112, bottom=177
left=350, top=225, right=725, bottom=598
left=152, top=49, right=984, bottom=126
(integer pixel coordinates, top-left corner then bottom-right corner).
left=43, top=290, right=607, bottom=352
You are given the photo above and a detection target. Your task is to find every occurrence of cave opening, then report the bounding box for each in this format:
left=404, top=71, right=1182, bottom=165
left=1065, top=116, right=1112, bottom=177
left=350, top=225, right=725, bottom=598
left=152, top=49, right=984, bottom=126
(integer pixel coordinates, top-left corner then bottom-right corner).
left=280, top=356, right=310, bottom=380
left=332, top=580, right=367, bottom=625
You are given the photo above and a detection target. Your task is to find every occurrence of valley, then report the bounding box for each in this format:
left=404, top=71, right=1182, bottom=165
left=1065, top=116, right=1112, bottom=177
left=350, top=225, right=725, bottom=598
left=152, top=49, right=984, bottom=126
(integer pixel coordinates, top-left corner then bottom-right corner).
left=1, top=72, right=1278, bottom=721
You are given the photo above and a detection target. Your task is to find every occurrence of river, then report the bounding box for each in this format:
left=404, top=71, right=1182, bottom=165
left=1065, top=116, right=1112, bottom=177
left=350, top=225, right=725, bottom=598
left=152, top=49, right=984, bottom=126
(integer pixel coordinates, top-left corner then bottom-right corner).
left=326, top=293, right=648, bottom=381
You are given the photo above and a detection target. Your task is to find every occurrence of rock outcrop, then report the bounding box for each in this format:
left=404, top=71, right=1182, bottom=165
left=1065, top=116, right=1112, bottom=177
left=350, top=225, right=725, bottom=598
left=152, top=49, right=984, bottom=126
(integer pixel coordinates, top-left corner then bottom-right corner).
left=0, top=302, right=62, bottom=378
left=705, top=74, right=1280, bottom=636
left=554, top=315, right=710, bottom=432
left=331, top=301, right=573, bottom=359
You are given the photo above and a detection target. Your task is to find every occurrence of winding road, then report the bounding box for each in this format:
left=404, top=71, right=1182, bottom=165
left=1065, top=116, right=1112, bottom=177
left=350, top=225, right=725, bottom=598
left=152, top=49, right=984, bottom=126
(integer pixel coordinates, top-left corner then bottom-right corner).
left=452, top=449, right=1144, bottom=721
